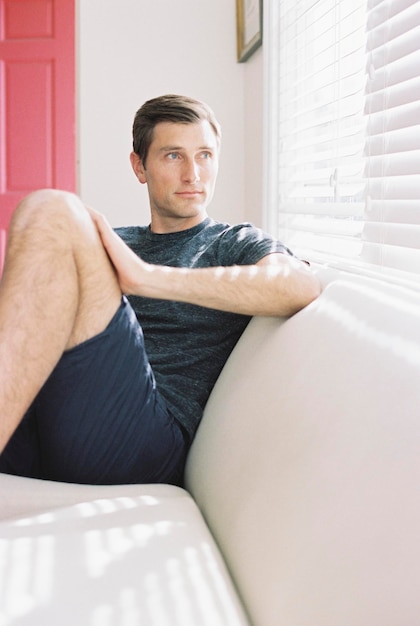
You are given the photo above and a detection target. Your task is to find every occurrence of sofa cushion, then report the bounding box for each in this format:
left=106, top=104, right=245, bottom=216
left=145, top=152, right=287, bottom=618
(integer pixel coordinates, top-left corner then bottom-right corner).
left=185, top=273, right=420, bottom=626
left=0, top=474, right=249, bottom=625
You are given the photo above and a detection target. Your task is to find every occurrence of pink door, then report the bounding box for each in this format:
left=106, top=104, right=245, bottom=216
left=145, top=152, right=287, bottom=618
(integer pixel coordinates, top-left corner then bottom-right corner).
left=0, top=0, right=75, bottom=274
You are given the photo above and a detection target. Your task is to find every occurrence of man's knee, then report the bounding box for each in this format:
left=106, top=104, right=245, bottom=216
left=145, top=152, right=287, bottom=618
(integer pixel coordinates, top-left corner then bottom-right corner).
left=11, top=189, right=88, bottom=236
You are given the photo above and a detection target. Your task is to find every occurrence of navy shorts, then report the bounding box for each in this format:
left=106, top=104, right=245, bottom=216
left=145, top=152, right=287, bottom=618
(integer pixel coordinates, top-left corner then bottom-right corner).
left=0, top=298, right=188, bottom=486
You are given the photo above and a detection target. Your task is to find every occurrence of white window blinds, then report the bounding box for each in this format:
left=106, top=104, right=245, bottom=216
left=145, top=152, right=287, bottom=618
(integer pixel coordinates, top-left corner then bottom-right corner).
left=265, top=0, right=420, bottom=284
left=363, top=0, right=420, bottom=275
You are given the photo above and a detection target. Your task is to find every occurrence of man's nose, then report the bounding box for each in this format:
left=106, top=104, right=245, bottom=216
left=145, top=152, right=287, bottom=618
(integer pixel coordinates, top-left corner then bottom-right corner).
left=182, top=159, right=200, bottom=183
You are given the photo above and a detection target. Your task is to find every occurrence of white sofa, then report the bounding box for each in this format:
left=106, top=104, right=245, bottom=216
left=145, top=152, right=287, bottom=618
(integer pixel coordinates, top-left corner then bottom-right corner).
left=1, top=268, right=419, bottom=626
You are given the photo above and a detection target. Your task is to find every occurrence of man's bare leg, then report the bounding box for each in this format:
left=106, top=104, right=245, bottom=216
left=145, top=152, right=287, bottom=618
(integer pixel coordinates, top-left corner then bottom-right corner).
left=0, top=189, right=122, bottom=452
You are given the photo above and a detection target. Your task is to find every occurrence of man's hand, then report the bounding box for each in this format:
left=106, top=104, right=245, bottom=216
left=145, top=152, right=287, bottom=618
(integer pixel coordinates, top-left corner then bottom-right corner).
left=87, top=206, right=148, bottom=295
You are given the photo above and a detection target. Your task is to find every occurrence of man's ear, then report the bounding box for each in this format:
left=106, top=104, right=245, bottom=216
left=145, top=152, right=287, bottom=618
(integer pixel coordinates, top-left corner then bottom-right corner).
left=130, top=152, right=147, bottom=184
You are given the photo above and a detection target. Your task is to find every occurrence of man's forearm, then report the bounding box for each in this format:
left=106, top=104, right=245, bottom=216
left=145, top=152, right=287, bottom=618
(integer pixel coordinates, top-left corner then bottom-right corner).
left=134, top=257, right=321, bottom=317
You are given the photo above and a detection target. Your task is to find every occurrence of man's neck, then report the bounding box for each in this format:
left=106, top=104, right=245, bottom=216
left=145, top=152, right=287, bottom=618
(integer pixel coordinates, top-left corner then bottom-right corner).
left=149, top=212, right=208, bottom=234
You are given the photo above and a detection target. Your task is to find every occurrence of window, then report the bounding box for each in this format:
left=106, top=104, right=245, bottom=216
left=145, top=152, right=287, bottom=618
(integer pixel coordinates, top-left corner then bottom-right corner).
left=265, top=0, right=420, bottom=287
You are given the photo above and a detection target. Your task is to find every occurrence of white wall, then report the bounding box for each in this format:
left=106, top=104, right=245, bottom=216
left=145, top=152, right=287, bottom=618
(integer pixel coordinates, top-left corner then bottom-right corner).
left=77, top=0, right=249, bottom=228
left=243, top=47, right=264, bottom=227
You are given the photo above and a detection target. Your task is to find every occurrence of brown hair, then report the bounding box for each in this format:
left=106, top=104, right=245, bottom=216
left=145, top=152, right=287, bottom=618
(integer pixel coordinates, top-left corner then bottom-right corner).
left=132, top=94, right=222, bottom=166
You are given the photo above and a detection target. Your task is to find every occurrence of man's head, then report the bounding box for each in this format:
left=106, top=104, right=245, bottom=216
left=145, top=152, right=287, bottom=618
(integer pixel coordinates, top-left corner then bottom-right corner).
left=132, top=94, right=221, bottom=168
left=130, top=94, right=221, bottom=233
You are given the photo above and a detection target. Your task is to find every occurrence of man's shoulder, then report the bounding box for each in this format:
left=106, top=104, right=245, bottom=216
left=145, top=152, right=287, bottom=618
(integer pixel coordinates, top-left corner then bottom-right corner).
left=206, top=219, right=271, bottom=245
left=206, top=218, right=293, bottom=264
left=114, top=225, right=148, bottom=246
left=202, top=218, right=260, bottom=239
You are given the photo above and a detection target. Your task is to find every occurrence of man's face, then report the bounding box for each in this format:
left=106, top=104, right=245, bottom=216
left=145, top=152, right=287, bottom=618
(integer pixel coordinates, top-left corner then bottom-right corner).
left=131, top=120, right=220, bottom=233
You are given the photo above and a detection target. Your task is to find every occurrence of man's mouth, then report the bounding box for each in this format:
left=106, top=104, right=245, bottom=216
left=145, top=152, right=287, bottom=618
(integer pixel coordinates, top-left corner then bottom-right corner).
left=176, top=190, right=203, bottom=197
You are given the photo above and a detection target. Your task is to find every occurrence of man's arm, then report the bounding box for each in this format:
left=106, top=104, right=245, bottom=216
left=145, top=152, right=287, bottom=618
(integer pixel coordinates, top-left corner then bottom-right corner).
left=137, top=253, right=320, bottom=317
left=89, top=208, right=321, bottom=317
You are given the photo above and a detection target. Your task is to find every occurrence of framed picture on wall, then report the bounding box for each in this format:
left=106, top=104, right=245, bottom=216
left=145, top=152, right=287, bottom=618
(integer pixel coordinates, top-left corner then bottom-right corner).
left=236, top=0, right=263, bottom=63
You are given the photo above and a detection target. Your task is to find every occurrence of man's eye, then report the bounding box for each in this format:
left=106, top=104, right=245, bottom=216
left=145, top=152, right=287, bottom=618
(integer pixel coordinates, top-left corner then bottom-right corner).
left=201, top=151, right=211, bottom=159
left=168, top=152, right=179, bottom=160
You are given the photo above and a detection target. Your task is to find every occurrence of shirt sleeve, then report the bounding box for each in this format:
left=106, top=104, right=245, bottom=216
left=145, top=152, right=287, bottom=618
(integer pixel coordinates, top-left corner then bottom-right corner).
left=215, top=223, right=294, bottom=266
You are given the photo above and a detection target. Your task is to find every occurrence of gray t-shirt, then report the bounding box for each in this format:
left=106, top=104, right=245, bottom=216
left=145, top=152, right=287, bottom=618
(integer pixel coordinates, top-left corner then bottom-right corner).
left=115, top=217, right=292, bottom=440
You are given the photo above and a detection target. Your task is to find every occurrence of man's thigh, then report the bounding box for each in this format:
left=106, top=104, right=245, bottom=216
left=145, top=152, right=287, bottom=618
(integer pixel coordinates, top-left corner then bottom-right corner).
left=0, top=298, right=187, bottom=486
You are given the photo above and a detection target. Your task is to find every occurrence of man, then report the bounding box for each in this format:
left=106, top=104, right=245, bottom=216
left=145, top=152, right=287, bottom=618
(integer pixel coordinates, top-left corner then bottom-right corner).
left=0, top=94, right=320, bottom=486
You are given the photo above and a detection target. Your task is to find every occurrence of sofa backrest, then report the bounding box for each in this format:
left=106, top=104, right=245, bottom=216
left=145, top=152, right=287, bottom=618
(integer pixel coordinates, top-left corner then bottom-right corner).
left=185, top=272, right=420, bottom=626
